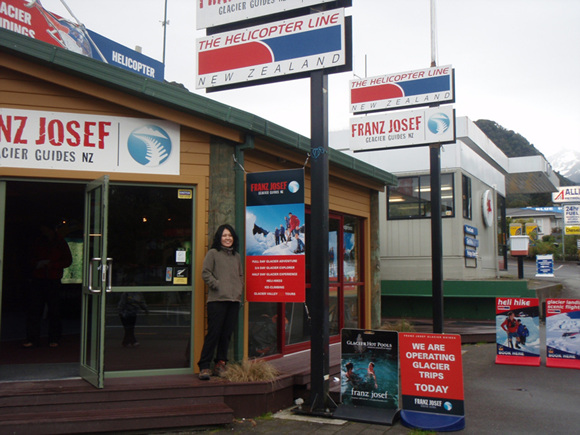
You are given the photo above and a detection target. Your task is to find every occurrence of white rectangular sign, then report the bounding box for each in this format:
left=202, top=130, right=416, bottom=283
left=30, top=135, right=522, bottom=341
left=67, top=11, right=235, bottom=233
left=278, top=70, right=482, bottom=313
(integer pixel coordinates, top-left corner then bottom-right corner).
left=0, top=108, right=180, bottom=175
left=196, top=0, right=337, bottom=30
left=552, top=186, right=580, bottom=203
left=196, top=9, right=345, bottom=89
left=349, top=106, right=456, bottom=152
left=564, top=204, right=580, bottom=225
left=350, top=65, right=454, bottom=114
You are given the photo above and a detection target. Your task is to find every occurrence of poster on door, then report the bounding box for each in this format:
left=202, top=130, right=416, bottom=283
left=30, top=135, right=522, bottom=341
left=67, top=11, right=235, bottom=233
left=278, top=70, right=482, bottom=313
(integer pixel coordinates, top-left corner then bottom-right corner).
left=495, top=298, right=540, bottom=366
left=245, top=169, right=305, bottom=302
left=399, top=333, right=465, bottom=431
left=546, top=299, right=580, bottom=369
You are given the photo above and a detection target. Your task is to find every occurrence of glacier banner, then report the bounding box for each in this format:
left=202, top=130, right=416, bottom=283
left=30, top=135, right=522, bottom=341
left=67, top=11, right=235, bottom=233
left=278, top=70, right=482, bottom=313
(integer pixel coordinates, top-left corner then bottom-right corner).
left=245, top=169, right=305, bottom=302
left=546, top=299, right=580, bottom=369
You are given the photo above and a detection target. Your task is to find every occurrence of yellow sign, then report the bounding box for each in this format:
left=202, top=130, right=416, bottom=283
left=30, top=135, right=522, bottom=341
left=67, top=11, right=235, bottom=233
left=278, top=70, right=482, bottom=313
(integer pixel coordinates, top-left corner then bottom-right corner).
left=565, top=225, right=580, bottom=235
left=509, top=223, right=523, bottom=236
left=525, top=223, right=539, bottom=242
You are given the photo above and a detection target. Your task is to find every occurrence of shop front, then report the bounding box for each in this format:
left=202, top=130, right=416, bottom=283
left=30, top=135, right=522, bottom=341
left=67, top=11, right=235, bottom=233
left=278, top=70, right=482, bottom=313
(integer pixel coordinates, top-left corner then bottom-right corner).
left=0, top=28, right=397, bottom=388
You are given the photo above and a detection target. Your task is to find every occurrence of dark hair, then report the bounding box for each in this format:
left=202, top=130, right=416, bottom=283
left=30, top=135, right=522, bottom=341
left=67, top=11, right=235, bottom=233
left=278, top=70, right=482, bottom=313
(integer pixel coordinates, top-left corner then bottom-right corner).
left=211, top=224, right=239, bottom=252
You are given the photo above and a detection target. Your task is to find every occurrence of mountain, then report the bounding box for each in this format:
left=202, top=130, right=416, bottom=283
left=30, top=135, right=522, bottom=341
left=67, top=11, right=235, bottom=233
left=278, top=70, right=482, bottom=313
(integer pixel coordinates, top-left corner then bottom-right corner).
left=474, top=119, right=577, bottom=207
left=548, top=149, right=580, bottom=184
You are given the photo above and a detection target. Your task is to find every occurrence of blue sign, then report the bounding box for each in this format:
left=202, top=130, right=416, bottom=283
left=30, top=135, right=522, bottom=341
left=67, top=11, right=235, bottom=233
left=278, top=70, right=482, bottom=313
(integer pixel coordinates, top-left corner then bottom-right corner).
left=463, top=225, right=478, bottom=236
left=465, top=249, right=478, bottom=259
left=87, top=30, right=165, bottom=81
left=536, top=255, right=554, bottom=277
left=464, top=237, right=479, bottom=248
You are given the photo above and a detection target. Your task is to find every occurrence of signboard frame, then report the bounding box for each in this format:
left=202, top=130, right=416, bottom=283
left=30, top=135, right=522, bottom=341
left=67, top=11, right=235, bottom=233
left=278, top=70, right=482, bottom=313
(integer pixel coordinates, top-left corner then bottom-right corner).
left=349, top=106, right=456, bottom=152
left=350, top=65, right=455, bottom=115
left=197, top=0, right=350, bottom=30
left=199, top=11, right=352, bottom=92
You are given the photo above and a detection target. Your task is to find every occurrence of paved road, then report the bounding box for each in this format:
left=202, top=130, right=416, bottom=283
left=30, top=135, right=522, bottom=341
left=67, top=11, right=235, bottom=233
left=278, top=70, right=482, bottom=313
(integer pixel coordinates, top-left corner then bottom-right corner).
left=506, top=259, right=580, bottom=298
left=157, top=341, right=579, bottom=434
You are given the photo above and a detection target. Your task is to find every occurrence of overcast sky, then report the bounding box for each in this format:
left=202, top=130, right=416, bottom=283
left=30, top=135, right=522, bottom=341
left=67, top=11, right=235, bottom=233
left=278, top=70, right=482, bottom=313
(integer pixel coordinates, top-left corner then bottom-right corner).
left=38, top=0, right=580, bottom=161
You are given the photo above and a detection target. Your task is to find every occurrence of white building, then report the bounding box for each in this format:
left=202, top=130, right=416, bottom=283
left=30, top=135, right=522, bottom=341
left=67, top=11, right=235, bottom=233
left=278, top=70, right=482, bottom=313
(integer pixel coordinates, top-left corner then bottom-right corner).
left=332, top=116, right=560, bottom=282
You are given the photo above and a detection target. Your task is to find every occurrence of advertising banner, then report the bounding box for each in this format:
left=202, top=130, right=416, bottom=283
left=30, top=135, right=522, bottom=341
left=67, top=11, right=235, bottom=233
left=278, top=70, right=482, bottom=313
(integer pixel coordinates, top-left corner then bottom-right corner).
left=349, top=106, right=455, bottom=152
left=552, top=186, right=580, bottom=203
left=196, top=9, right=345, bottom=89
left=564, top=204, right=580, bottom=235
left=245, top=169, right=305, bottom=302
left=0, top=108, right=180, bottom=175
left=525, top=222, right=539, bottom=245
left=495, top=298, right=540, bottom=366
left=196, top=0, right=338, bottom=30
left=334, top=328, right=398, bottom=424
left=509, top=223, right=523, bottom=236
left=1, top=0, right=164, bottom=81
left=350, top=65, right=454, bottom=114
left=399, top=333, right=465, bottom=431
left=546, top=299, right=580, bottom=369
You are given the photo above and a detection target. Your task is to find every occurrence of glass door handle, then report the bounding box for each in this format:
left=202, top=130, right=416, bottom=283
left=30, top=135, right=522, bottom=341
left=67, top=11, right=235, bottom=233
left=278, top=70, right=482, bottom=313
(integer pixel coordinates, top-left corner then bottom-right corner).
left=88, top=257, right=102, bottom=293
left=106, top=258, right=113, bottom=292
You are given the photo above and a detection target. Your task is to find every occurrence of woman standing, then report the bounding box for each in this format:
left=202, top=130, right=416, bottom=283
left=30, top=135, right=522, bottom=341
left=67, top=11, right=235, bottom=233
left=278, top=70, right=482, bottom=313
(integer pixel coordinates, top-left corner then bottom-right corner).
left=198, top=224, right=244, bottom=380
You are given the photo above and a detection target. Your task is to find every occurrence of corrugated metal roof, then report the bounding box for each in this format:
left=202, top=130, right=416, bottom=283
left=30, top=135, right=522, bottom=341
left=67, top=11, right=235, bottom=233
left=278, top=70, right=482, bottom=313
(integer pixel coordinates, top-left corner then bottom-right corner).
left=0, top=29, right=397, bottom=188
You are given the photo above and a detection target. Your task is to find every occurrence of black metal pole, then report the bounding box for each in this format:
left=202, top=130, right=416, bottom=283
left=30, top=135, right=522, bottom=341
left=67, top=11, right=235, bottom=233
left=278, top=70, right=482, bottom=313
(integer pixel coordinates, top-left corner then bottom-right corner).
left=517, top=256, right=524, bottom=279
left=430, top=144, right=444, bottom=333
left=309, top=69, right=330, bottom=413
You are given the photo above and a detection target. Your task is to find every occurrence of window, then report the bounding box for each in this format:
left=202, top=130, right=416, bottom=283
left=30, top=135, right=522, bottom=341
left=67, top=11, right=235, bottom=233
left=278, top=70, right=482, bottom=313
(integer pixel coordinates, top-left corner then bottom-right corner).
left=462, top=174, right=472, bottom=219
left=388, top=174, right=454, bottom=219
left=247, top=212, right=364, bottom=358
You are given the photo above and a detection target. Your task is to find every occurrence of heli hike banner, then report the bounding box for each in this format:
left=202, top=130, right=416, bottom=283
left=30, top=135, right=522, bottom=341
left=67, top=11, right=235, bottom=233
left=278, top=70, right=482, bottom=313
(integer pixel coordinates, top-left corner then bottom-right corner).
left=399, top=333, right=465, bottom=431
left=546, top=299, right=580, bottom=369
left=495, top=298, right=540, bottom=366
left=245, top=169, right=305, bottom=303
left=196, top=8, right=345, bottom=89
left=196, top=0, right=338, bottom=30
left=1, top=0, right=164, bottom=81
left=350, top=65, right=454, bottom=114
left=0, top=108, right=180, bottom=175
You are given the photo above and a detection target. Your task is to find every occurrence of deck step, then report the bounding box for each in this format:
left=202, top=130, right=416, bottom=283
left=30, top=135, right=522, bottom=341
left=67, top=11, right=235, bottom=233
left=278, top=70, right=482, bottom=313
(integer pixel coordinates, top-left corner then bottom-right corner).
left=0, top=402, right=234, bottom=434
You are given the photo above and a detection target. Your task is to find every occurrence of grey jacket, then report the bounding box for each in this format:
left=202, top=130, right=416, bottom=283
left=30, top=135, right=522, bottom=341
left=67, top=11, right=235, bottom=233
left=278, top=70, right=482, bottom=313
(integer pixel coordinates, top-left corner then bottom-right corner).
left=202, top=248, right=244, bottom=303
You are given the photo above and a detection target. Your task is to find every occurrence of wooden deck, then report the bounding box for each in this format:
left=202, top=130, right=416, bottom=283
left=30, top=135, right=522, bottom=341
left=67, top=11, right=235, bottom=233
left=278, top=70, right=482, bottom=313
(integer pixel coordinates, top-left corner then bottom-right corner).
left=0, top=343, right=342, bottom=434
left=0, top=322, right=494, bottom=434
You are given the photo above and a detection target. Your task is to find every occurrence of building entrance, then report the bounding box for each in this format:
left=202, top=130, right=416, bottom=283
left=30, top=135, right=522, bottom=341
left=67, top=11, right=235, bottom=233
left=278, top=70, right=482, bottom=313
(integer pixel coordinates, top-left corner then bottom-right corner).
left=0, top=181, right=85, bottom=381
left=0, top=180, right=196, bottom=384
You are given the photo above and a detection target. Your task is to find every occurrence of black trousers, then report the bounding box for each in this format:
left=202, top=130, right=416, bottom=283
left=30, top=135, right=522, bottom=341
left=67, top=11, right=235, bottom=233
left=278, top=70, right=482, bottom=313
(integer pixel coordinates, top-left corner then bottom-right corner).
left=198, top=301, right=240, bottom=370
left=26, top=279, right=62, bottom=345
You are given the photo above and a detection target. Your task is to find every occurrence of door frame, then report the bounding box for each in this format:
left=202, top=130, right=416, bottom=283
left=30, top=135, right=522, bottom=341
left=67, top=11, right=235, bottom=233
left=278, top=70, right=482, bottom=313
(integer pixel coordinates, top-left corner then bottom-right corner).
left=79, top=175, right=110, bottom=388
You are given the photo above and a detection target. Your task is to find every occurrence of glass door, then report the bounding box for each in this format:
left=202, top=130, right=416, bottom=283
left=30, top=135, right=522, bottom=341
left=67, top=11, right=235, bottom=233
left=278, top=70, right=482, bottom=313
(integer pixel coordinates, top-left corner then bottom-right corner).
left=80, top=176, right=110, bottom=388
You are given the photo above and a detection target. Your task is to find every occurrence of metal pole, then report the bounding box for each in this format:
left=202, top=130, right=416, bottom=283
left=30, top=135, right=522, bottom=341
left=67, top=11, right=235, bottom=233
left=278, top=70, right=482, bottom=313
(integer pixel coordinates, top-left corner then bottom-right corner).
left=309, top=69, right=330, bottom=413
left=162, top=0, right=168, bottom=64
left=430, top=144, right=444, bottom=333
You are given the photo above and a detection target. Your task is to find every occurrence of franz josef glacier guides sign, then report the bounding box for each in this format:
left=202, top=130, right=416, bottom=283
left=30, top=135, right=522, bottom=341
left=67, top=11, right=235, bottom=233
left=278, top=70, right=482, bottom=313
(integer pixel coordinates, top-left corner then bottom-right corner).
left=0, top=108, right=180, bottom=175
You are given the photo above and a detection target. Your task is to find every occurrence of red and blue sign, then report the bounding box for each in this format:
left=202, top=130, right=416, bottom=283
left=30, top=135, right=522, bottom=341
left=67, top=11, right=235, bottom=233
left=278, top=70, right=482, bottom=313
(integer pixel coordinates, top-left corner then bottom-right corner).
left=546, top=299, right=580, bottom=369
left=196, top=9, right=345, bottom=89
left=495, top=298, right=540, bottom=366
left=1, top=0, right=163, bottom=81
left=399, top=333, right=465, bottom=431
left=350, top=65, right=454, bottom=114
